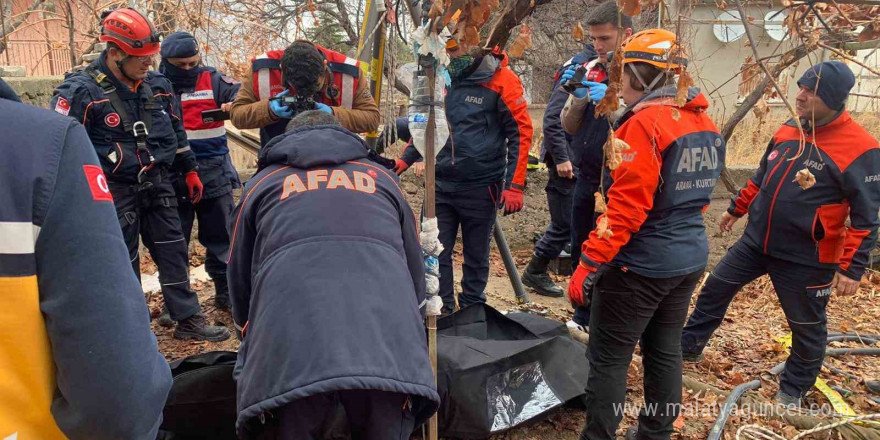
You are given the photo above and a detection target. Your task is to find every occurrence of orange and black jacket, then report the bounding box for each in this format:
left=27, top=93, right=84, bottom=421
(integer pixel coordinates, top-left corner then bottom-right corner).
left=580, top=86, right=725, bottom=278
left=401, top=51, right=532, bottom=193
left=729, top=112, right=880, bottom=280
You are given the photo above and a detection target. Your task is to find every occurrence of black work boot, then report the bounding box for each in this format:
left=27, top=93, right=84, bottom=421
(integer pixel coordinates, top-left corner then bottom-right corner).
left=681, top=351, right=704, bottom=363
left=213, top=276, right=231, bottom=311
left=174, top=313, right=231, bottom=342
left=521, top=254, right=564, bottom=297
left=156, top=305, right=174, bottom=328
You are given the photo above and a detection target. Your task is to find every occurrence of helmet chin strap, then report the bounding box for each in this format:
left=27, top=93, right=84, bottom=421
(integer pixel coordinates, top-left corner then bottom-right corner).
left=116, top=55, right=142, bottom=83
left=627, top=63, right=664, bottom=93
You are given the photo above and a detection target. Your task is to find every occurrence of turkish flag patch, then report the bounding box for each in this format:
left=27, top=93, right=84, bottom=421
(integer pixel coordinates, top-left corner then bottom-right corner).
left=104, top=112, right=120, bottom=127
left=54, top=97, right=70, bottom=116
left=83, top=165, right=113, bottom=202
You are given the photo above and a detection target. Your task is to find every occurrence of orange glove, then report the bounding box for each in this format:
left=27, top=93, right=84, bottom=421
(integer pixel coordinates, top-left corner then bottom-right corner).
left=500, top=188, right=524, bottom=214
left=393, top=159, right=410, bottom=176
left=568, top=263, right=599, bottom=307
left=185, top=171, right=203, bottom=204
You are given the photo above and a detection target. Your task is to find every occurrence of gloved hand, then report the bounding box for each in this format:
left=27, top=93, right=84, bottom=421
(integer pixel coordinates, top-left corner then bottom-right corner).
left=185, top=171, right=204, bottom=204
left=559, top=64, right=578, bottom=85
left=393, top=159, right=410, bottom=175
left=568, top=263, right=600, bottom=307
left=581, top=81, right=608, bottom=102
left=500, top=188, right=524, bottom=214
left=269, top=90, right=294, bottom=119
left=315, top=103, right=333, bottom=114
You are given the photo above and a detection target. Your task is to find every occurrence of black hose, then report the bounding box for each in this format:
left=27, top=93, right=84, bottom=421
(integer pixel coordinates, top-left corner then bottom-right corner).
left=708, top=346, right=880, bottom=440
left=707, top=379, right=762, bottom=440
left=827, top=335, right=880, bottom=345
left=828, top=332, right=880, bottom=340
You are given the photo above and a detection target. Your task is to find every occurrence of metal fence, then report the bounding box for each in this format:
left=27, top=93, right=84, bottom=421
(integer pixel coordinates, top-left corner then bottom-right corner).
left=4, top=39, right=87, bottom=76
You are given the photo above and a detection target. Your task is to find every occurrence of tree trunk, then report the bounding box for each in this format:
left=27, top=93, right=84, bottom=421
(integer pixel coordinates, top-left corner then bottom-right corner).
left=716, top=43, right=812, bottom=194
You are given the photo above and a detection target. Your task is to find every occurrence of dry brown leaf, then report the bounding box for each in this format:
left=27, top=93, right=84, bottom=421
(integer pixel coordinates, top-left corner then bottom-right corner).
left=673, top=414, right=686, bottom=431
left=794, top=168, right=816, bottom=190
left=841, top=321, right=850, bottom=332
left=604, top=130, right=631, bottom=171
left=597, top=216, right=614, bottom=239
left=718, top=0, right=729, bottom=8
left=428, top=0, right=445, bottom=20
left=594, top=192, right=607, bottom=214
left=465, top=26, right=480, bottom=46
left=618, top=0, right=641, bottom=16
left=670, top=108, right=681, bottom=121
left=596, top=48, right=624, bottom=116
left=508, top=24, right=532, bottom=58
left=572, top=22, right=585, bottom=41
left=675, top=71, right=694, bottom=107
left=753, top=98, right=770, bottom=122
left=859, top=24, right=880, bottom=42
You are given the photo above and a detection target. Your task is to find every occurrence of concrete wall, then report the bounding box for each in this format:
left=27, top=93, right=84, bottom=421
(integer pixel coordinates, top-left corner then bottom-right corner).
left=3, top=75, right=63, bottom=107
left=682, top=3, right=817, bottom=122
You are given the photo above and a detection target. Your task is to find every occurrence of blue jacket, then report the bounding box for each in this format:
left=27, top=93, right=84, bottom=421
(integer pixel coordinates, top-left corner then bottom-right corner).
left=729, top=112, right=880, bottom=279
left=402, top=52, right=532, bottom=193
left=0, top=79, right=171, bottom=439
left=51, top=54, right=197, bottom=184
left=227, top=125, right=440, bottom=437
left=540, top=45, right=596, bottom=168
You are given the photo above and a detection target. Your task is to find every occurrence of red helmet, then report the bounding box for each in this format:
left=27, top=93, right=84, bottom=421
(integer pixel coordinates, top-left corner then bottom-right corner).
left=100, top=8, right=160, bottom=57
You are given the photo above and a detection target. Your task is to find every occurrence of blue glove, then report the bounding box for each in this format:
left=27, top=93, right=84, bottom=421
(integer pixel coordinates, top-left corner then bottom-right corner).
left=582, top=81, right=608, bottom=103
left=315, top=103, right=333, bottom=114
left=269, top=89, right=294, bottom=119
left=559, top=64, right=578, bottom=85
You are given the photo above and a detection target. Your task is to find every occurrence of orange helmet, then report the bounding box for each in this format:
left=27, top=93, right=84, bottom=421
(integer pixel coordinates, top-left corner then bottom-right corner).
left=100, top=8, right=161, bottom=57
left=621, top=29, right=687, bottom=71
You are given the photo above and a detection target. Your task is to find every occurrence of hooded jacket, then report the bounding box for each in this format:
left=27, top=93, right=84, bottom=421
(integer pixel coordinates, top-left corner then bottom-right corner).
left=579, top=86, right=726, bottom=278
left=227, top=125, right=440, bottom=437
left=401, top=52, right=532, bottom=193
left=729, top=112, right=880, bottom=280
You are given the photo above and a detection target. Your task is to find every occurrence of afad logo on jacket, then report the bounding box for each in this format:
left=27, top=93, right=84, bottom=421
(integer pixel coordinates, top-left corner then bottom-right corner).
left=674, top=138, right=722, bottom=191
left=280, top=169, right=376, bottom=200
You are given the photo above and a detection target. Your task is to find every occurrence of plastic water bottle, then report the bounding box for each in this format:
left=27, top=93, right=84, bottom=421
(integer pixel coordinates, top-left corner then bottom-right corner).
left=408, top=70, right=449, bottom=159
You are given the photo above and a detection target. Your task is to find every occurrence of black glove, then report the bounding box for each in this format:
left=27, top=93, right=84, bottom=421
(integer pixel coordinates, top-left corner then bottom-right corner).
left=367, top=149, right=398, bottom=170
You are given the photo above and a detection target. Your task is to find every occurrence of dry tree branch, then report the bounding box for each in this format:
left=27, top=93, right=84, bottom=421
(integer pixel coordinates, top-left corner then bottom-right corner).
left=481, top=0, right=556, bottom=54
left=731, top=0, right=806, bottom=159
left=818, top=41, right=880, bottom=76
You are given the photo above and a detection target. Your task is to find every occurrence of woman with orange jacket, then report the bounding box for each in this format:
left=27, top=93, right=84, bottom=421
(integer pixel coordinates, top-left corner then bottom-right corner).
left=565, top=29, right=726, bottom=440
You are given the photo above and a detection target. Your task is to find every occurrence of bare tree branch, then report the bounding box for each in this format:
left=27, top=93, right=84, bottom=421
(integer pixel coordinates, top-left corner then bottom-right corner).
left=0, top=0, right=49, bottom=54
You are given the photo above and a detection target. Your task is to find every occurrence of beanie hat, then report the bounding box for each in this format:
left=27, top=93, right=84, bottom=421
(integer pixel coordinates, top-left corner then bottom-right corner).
left=796, top=60, right=855, bottom=111
left=160, top=31, right=199, bottom=59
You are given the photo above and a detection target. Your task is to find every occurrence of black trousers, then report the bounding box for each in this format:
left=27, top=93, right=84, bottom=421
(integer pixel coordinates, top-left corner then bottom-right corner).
left=110, top=178, right=201, bottom=321
left=582, top=267, right=702, bottom=440
left=255, top=390, right=415, bottom=440
left=681, top=240, right=834, bottom=398
left=571, top=176, right=600, bottom=326
left=534, top=163, right=575, bottom=260
left=177, top=192, right=234, bottom=287
left=436, top=183, right=500, bottom=313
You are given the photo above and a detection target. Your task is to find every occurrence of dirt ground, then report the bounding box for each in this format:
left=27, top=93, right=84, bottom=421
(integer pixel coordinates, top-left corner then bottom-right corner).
left=151, top=167, right=880, bottom=440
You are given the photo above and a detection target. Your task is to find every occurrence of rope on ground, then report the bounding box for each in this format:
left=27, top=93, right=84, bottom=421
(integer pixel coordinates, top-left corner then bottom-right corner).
left=736, top=414, right=880, bottom=440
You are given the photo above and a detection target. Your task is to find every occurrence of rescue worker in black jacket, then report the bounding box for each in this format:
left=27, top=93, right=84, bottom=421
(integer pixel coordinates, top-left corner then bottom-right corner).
left=681, top=61, right=880, bottom=406
left=158, top=31, right=241, bottom=320
left=557, top=2, right=632, bottom=330
left=227, top=111, right=440, bottom=439
left=50, top=8, right=229, bottom=341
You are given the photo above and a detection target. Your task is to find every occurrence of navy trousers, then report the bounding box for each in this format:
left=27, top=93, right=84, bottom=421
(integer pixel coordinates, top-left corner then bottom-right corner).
left=534, top=162, right=576, bottom=260
left=681, top=240, right=834, bottom=398
left=570, top=176, right=600, bottom=326
left=436, top=183, right=501, bottom=313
